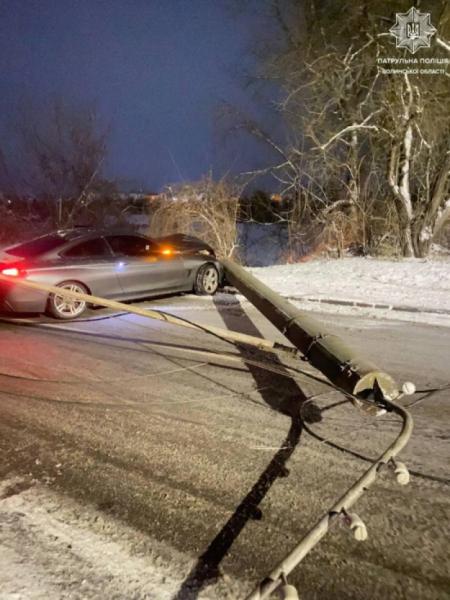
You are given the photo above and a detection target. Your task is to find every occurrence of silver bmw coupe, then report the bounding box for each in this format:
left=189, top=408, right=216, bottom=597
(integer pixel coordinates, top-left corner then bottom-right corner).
left=0, top=228, right=222, bottom=319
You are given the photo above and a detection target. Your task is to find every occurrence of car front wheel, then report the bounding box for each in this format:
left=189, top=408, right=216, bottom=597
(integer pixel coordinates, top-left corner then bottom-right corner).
left=47, top=281, right=89, bottom=320
left=194, top=264, right=219, bottom=295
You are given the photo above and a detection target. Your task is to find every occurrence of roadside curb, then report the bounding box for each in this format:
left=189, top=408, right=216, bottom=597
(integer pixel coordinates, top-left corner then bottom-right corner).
left=221, top=287, right=450, bottom=316
left=285, top=296, right=450, bottom=316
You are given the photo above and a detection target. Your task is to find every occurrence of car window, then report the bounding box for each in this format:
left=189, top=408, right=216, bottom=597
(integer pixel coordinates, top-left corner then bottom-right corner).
left=105, top=235, right=155, bottom=257
left=63, top=238, right=111, bottom=258
left=5, top=234, right=66, bottom=258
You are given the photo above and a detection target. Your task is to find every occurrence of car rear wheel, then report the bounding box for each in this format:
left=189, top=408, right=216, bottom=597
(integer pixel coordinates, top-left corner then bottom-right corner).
left=194, top=263, right=219, bottom=295
left=47, top=281, right=89, bottom=320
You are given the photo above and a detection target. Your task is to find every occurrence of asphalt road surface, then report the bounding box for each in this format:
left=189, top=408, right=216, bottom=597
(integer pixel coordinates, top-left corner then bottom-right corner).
left=0, top=293, right=449, bottom=600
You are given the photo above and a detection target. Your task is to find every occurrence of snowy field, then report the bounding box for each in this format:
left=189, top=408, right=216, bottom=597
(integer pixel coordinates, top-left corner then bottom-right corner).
left=247, top=257, right=450, bottom=327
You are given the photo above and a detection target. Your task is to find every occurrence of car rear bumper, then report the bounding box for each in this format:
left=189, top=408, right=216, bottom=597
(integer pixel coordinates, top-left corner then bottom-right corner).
left=0, top=280, right=48, bottom=313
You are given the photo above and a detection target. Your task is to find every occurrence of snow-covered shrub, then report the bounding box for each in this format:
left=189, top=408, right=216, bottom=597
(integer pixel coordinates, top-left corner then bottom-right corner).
left=149, top=176, right=240, bottom=259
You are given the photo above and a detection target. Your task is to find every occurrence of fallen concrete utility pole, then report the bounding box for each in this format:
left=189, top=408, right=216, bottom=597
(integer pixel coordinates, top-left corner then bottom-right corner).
left=0, top=274, right=290, bottom=354
left=221, top=259, right=399, bottom=401
left=220, top=261, right=413, bottom=600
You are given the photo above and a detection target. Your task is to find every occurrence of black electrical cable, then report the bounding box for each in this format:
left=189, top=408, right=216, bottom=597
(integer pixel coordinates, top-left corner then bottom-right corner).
left=301, top=411, right=450, bottom=486
left=405, top=384, right=450, bottom=408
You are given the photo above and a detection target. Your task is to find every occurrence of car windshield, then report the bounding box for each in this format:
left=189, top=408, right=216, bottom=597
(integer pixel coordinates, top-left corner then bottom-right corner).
left=5, top=234, right=66, bottom=258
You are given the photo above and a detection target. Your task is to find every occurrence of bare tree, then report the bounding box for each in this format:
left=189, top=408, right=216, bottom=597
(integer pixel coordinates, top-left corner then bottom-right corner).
left=17, top=99, right=116, bottom=228
left=233, top=0, right=450, bottom=257
left=383, top=72, right=450, bottom=256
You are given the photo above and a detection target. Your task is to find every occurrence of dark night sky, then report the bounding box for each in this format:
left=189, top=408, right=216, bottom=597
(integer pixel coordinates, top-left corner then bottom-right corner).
left=0, top=0, right=281, bottom=192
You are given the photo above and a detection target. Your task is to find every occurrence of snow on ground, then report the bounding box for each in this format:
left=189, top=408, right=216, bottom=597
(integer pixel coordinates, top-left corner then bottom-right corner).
left=0, top=478, right=247, bottom=600
left=246, top=257, right=450, bottom=326
left=249, top=257, right=450, bottom=310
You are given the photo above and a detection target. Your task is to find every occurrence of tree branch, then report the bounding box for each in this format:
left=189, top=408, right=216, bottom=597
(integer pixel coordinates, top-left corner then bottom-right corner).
left=436, top=36, right=450, bottom=52
left=318, top=111, right=381, bottom=152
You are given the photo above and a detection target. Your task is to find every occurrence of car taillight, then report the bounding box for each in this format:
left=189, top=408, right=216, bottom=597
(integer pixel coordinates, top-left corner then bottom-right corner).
left=1, top=267, right=25, bottom=277
left=161, top=247, right=173, bottom=256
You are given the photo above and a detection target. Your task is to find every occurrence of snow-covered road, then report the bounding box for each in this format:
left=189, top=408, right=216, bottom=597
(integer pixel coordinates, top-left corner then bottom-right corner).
left=1, top=294, right=449, bottom=599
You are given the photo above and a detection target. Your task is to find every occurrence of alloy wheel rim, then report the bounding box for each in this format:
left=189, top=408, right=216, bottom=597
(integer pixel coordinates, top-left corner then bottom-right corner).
left=54, top=284, right=86, bottom=317
left=203, top=268, right=218, bottom=293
